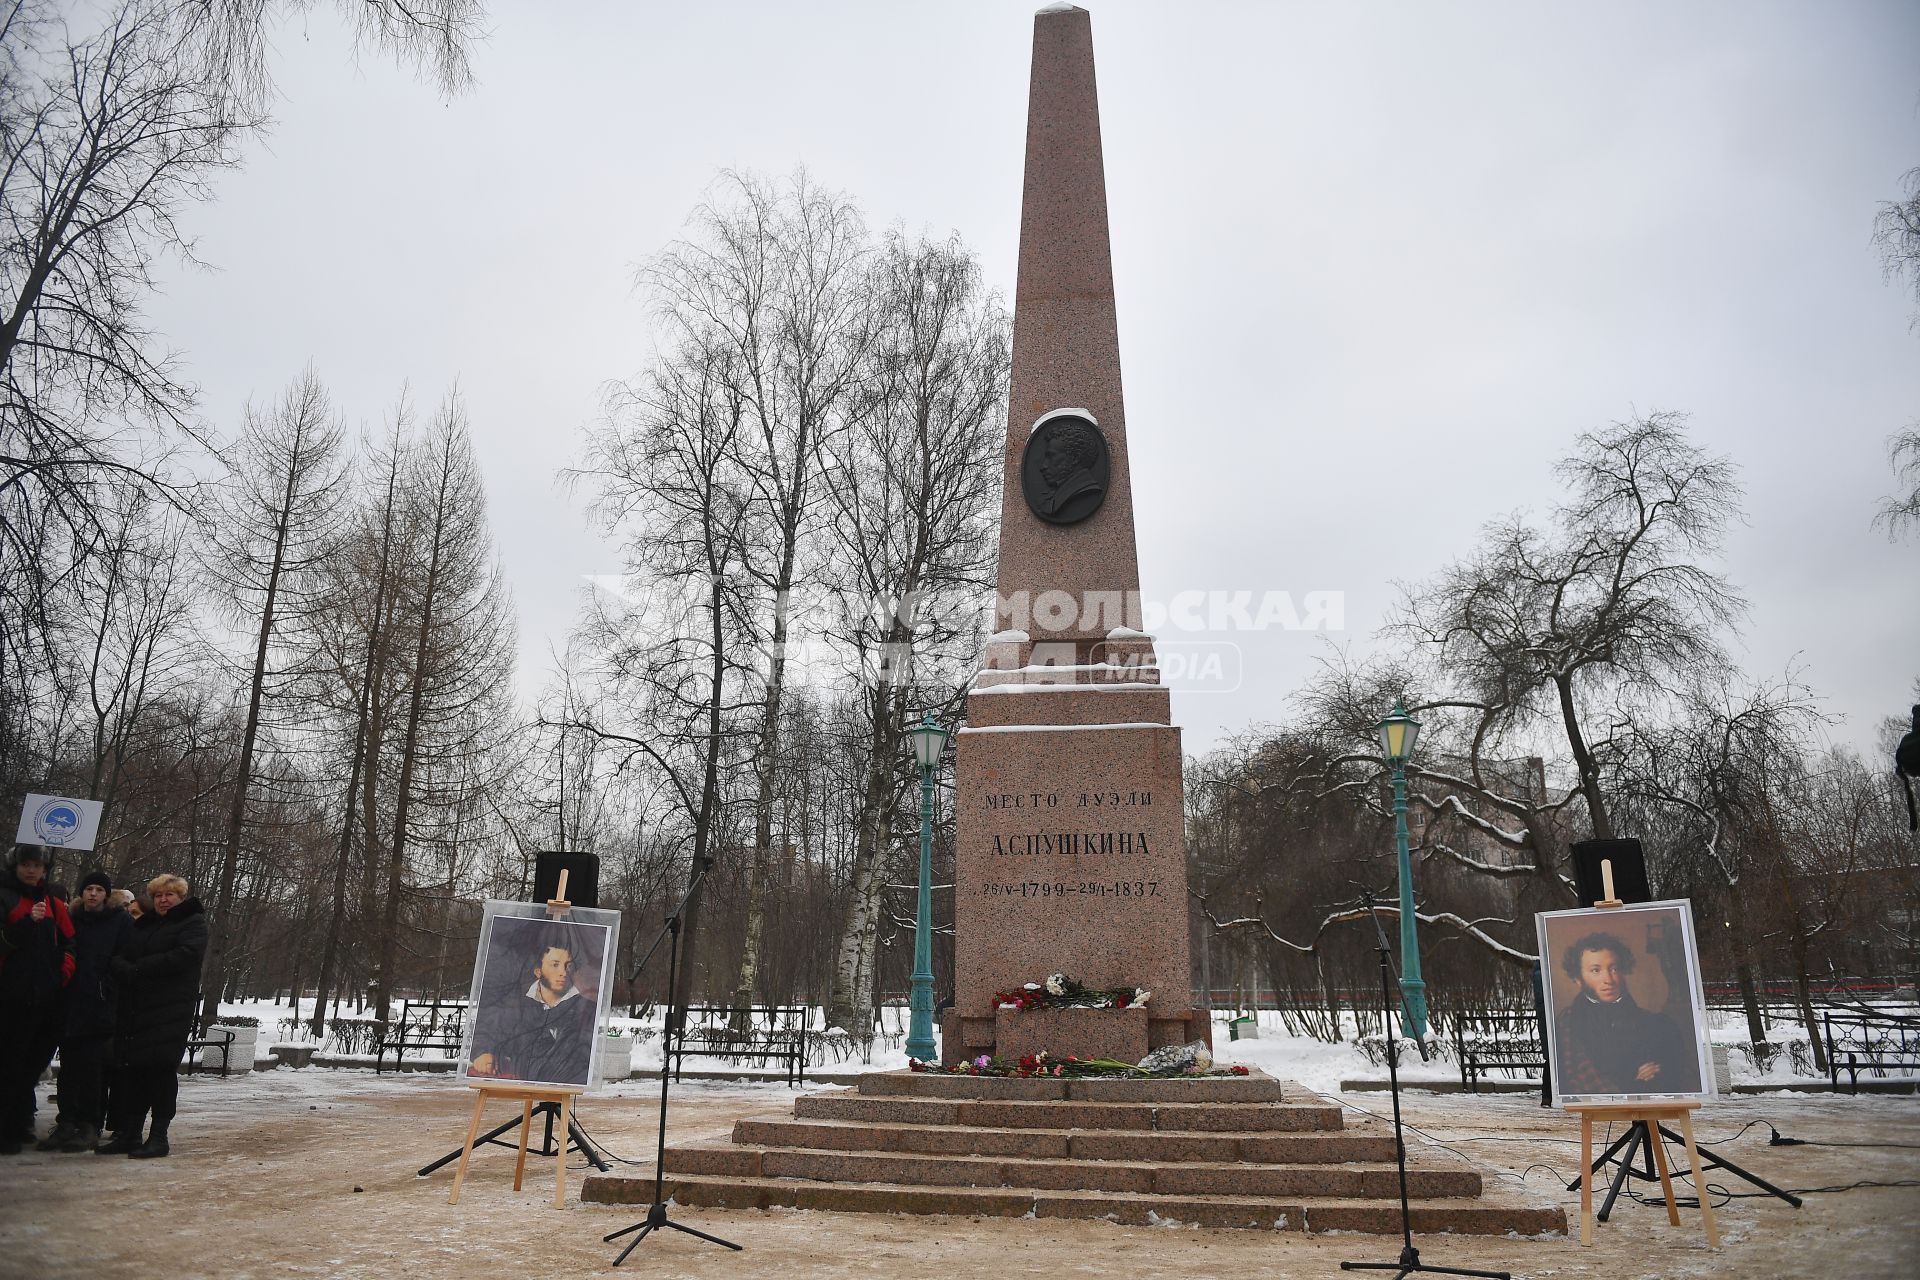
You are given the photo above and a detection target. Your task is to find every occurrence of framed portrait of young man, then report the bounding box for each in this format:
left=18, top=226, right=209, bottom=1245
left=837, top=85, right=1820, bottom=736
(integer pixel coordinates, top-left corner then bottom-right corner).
left=458, top=901, right=621, bottom=1091
left=1536, top=899, right=1714, bottom=1107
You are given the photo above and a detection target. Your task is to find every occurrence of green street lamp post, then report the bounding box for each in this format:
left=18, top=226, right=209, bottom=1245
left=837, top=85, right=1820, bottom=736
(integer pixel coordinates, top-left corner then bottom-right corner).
left=1375, top=698, right=1427, bottom=1042
left=905, top=714, right=951, bottom=1063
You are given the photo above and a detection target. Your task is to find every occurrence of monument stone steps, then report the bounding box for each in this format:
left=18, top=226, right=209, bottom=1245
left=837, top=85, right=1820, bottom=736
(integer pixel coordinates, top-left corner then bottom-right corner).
left=582, top=1171, right=1566, bottom=1237
left=790, top=1088, right=1344, bottom=1133
left=731, top=1116, right=1404, bottom=1163
left=660, top=1142, right=1483, bottom=1199
left=852, top=1068, right=1287, bottom=1102
left=578, top=1072, right=1569, bottom=1237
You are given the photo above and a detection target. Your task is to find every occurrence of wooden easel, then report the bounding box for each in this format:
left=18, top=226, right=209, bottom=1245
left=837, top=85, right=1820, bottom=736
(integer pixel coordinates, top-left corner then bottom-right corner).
left=1569, top=1101, right=1718, bottom=1247
left=446, top=874, right=585, bottom=1209
left=1567, top=860, right=1719, bottom=1248
left=448, top=1084, right=584, bottom=1207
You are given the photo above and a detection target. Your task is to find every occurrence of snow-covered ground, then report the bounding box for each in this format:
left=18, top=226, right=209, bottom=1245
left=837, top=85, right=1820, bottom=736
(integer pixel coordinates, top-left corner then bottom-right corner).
left=9, top=1036, right=1918, bottom=1280
left=216, top=996, right=922, bottom=1073
left=210, top=997, right=1905, bottom=1091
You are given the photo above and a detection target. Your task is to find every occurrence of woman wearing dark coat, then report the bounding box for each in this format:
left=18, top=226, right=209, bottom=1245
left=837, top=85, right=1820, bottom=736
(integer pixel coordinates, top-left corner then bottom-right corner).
left=97, top=874, right=207, bottom=1159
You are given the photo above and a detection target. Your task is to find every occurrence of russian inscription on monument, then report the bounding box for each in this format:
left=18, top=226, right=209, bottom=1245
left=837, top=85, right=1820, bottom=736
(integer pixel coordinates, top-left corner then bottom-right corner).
left=945, top=3, right=1204, bottom=1066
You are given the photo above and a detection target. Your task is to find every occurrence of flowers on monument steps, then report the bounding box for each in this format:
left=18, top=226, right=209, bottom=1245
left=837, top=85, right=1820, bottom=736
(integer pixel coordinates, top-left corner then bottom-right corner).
left=993, top=972, right=1150, bottom=1012
left=905, top=1048, right=1251, bottom=1079
left=1136, top=1039, right=1213, bottom=1074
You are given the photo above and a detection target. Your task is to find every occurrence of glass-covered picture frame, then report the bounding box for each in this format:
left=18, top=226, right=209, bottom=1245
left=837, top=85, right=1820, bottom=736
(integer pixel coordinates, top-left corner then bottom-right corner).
left=458, top=900, right=620, bottom=1091
left=1536, top=899, right=1713, bottom=1107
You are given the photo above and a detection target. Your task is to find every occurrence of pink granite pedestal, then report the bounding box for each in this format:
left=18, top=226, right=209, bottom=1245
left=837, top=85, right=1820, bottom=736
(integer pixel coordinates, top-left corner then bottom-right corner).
left=994, top=1006, right=1149, bottom=1064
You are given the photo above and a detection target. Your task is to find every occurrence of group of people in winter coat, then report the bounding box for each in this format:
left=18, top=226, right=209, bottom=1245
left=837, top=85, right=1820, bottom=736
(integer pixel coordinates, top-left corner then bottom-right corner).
left=0, top=843, right=210, bottom=1159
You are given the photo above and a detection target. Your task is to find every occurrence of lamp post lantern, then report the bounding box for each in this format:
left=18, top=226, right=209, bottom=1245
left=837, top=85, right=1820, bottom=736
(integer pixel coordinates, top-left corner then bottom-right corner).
left=905, top=714, right=950, bottom=1063
left=1375, top=698, right=1427, bottom=1042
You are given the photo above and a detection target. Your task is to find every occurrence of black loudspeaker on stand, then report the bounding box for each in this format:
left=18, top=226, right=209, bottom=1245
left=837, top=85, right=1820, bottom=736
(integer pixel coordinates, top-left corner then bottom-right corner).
left=603, top=856, right=743, bottom=1263
left=1569, top=839, right=1649, bottom=909
left=1341, top=890, right=1510, bottom=1280
left=534, top=851, right=600, bottom=910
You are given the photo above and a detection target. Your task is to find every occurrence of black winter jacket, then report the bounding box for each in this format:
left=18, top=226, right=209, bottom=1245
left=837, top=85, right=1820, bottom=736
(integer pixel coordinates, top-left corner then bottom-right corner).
left=65, top=904, right=134, bottom=1040
left=0, top=869, right=74, bottom=1012
left=111, top=897, right=209, bottom=1066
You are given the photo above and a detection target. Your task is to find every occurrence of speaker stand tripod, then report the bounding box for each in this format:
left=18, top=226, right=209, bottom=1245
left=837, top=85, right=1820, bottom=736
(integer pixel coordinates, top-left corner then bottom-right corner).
left=1341, top=894, right=1509, bottom=1280
left=603, top=857, right=742, bottom=1263
left=1567, top=1117, right=1802, bottom=1219
left=417, top=1098, right=609, bottom=1179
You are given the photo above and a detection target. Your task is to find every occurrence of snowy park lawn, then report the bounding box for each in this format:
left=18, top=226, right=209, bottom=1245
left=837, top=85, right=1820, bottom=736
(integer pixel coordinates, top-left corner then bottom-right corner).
left=2, top=1014, right=1917, bottom=1279
left=222, top=999, right=1870, bottom=1088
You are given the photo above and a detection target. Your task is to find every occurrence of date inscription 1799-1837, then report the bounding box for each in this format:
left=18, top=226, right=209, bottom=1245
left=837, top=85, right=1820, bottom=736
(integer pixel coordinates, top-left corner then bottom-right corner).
left=1021, top=412, right=1110, bottom=525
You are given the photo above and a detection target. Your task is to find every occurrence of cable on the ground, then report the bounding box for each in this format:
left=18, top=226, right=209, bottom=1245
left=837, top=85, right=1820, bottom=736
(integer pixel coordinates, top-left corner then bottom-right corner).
left=1333, top=1096, right=1545, bottom=1185
left=568, top=1113, right=654, bottom=1168
left=1334, top=1095, right=1920, bottom=1205
left=1626, top=1176, right=1920, bottom=1210
left=1515, top=1162, right=1578, bottom=1185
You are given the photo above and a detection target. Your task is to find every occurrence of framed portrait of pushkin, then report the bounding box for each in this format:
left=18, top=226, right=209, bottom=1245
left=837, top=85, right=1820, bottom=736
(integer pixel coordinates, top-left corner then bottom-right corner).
left=457, top=900, right=620, bottom=1091
left=1536, top=899, right=1714, bottom=1108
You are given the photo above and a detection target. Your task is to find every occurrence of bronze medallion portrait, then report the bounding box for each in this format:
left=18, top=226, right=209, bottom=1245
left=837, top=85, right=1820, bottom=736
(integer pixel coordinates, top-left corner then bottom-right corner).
left=1021, top=413, right=1110, bottom=525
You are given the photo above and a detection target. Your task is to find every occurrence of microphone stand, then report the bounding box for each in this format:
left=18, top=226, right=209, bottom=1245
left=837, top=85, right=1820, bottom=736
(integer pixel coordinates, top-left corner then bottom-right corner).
left=604, top=856, right=742, bottom=1262
left=1341, top=890, right=1509, bottom=1280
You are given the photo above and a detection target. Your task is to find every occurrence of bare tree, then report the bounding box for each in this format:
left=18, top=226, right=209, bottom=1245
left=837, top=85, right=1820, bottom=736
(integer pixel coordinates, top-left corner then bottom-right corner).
left=1869, top=167, right=1920, bottom=540
left=570, top=330, right=758, bottom=1017
left=1873, top=165, right=1920, bottom=331
left=647, top=172, right=880, bottom=1017
left=74, top=486, right=195, bottom=809
left=1615, top=670, right=1825, bottom=1048
left=199, top=367, right=347, bottom=1024
left=1874, top=426, right=1920, bottom=540
left=0, top=0, right=249, bottom=486
left=0, top=0, right=487, bottom=778
left=371, top=391, right=515, bottom=1023
left=819, top=229, right=1006, bottom=1033
left=1396, top=411, right=1743, bottom=846
left=1189, top=721, right=1543, bottom=1024
left=0, top=1, right=251, bottom=767
left=1194, top=414, right=1751, bottom=987
left=304, top=413, right=407, bottom=1035
left=188, top=0, right=485, bottom=108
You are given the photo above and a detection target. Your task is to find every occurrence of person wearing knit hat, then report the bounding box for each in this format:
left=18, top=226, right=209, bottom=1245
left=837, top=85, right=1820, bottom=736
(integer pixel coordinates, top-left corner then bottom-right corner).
left=1, top=845, right=74, bottom=1153
left=38, top=868, right=131, bottom=1151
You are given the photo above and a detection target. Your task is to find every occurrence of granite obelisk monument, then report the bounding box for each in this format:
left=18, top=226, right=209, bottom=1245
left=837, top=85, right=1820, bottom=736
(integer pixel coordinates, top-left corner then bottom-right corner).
left=944, top=4, right=1205, bottom=1065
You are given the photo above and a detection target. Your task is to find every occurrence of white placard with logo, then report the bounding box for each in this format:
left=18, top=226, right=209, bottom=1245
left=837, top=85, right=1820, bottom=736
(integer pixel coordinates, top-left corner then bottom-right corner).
left=14, top=794, right=105, bottom=851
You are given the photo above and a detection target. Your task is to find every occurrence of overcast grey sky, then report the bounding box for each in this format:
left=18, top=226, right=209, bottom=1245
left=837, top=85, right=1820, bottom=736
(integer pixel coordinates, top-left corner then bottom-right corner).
left=148, top=1, right=1919, bottom=758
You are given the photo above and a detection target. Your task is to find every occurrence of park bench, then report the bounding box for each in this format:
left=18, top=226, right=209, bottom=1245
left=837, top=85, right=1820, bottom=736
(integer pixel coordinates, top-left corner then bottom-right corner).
left=374, top=999, right=468, bottom=1073
left=1821, top=1009, right=1920, bottom=1094
left=1452, top=1011, right=1546, bottom=1092
left=670, top=1004, right=808, bottom=1085
left=181, top=1025, right=236, bottom=1077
